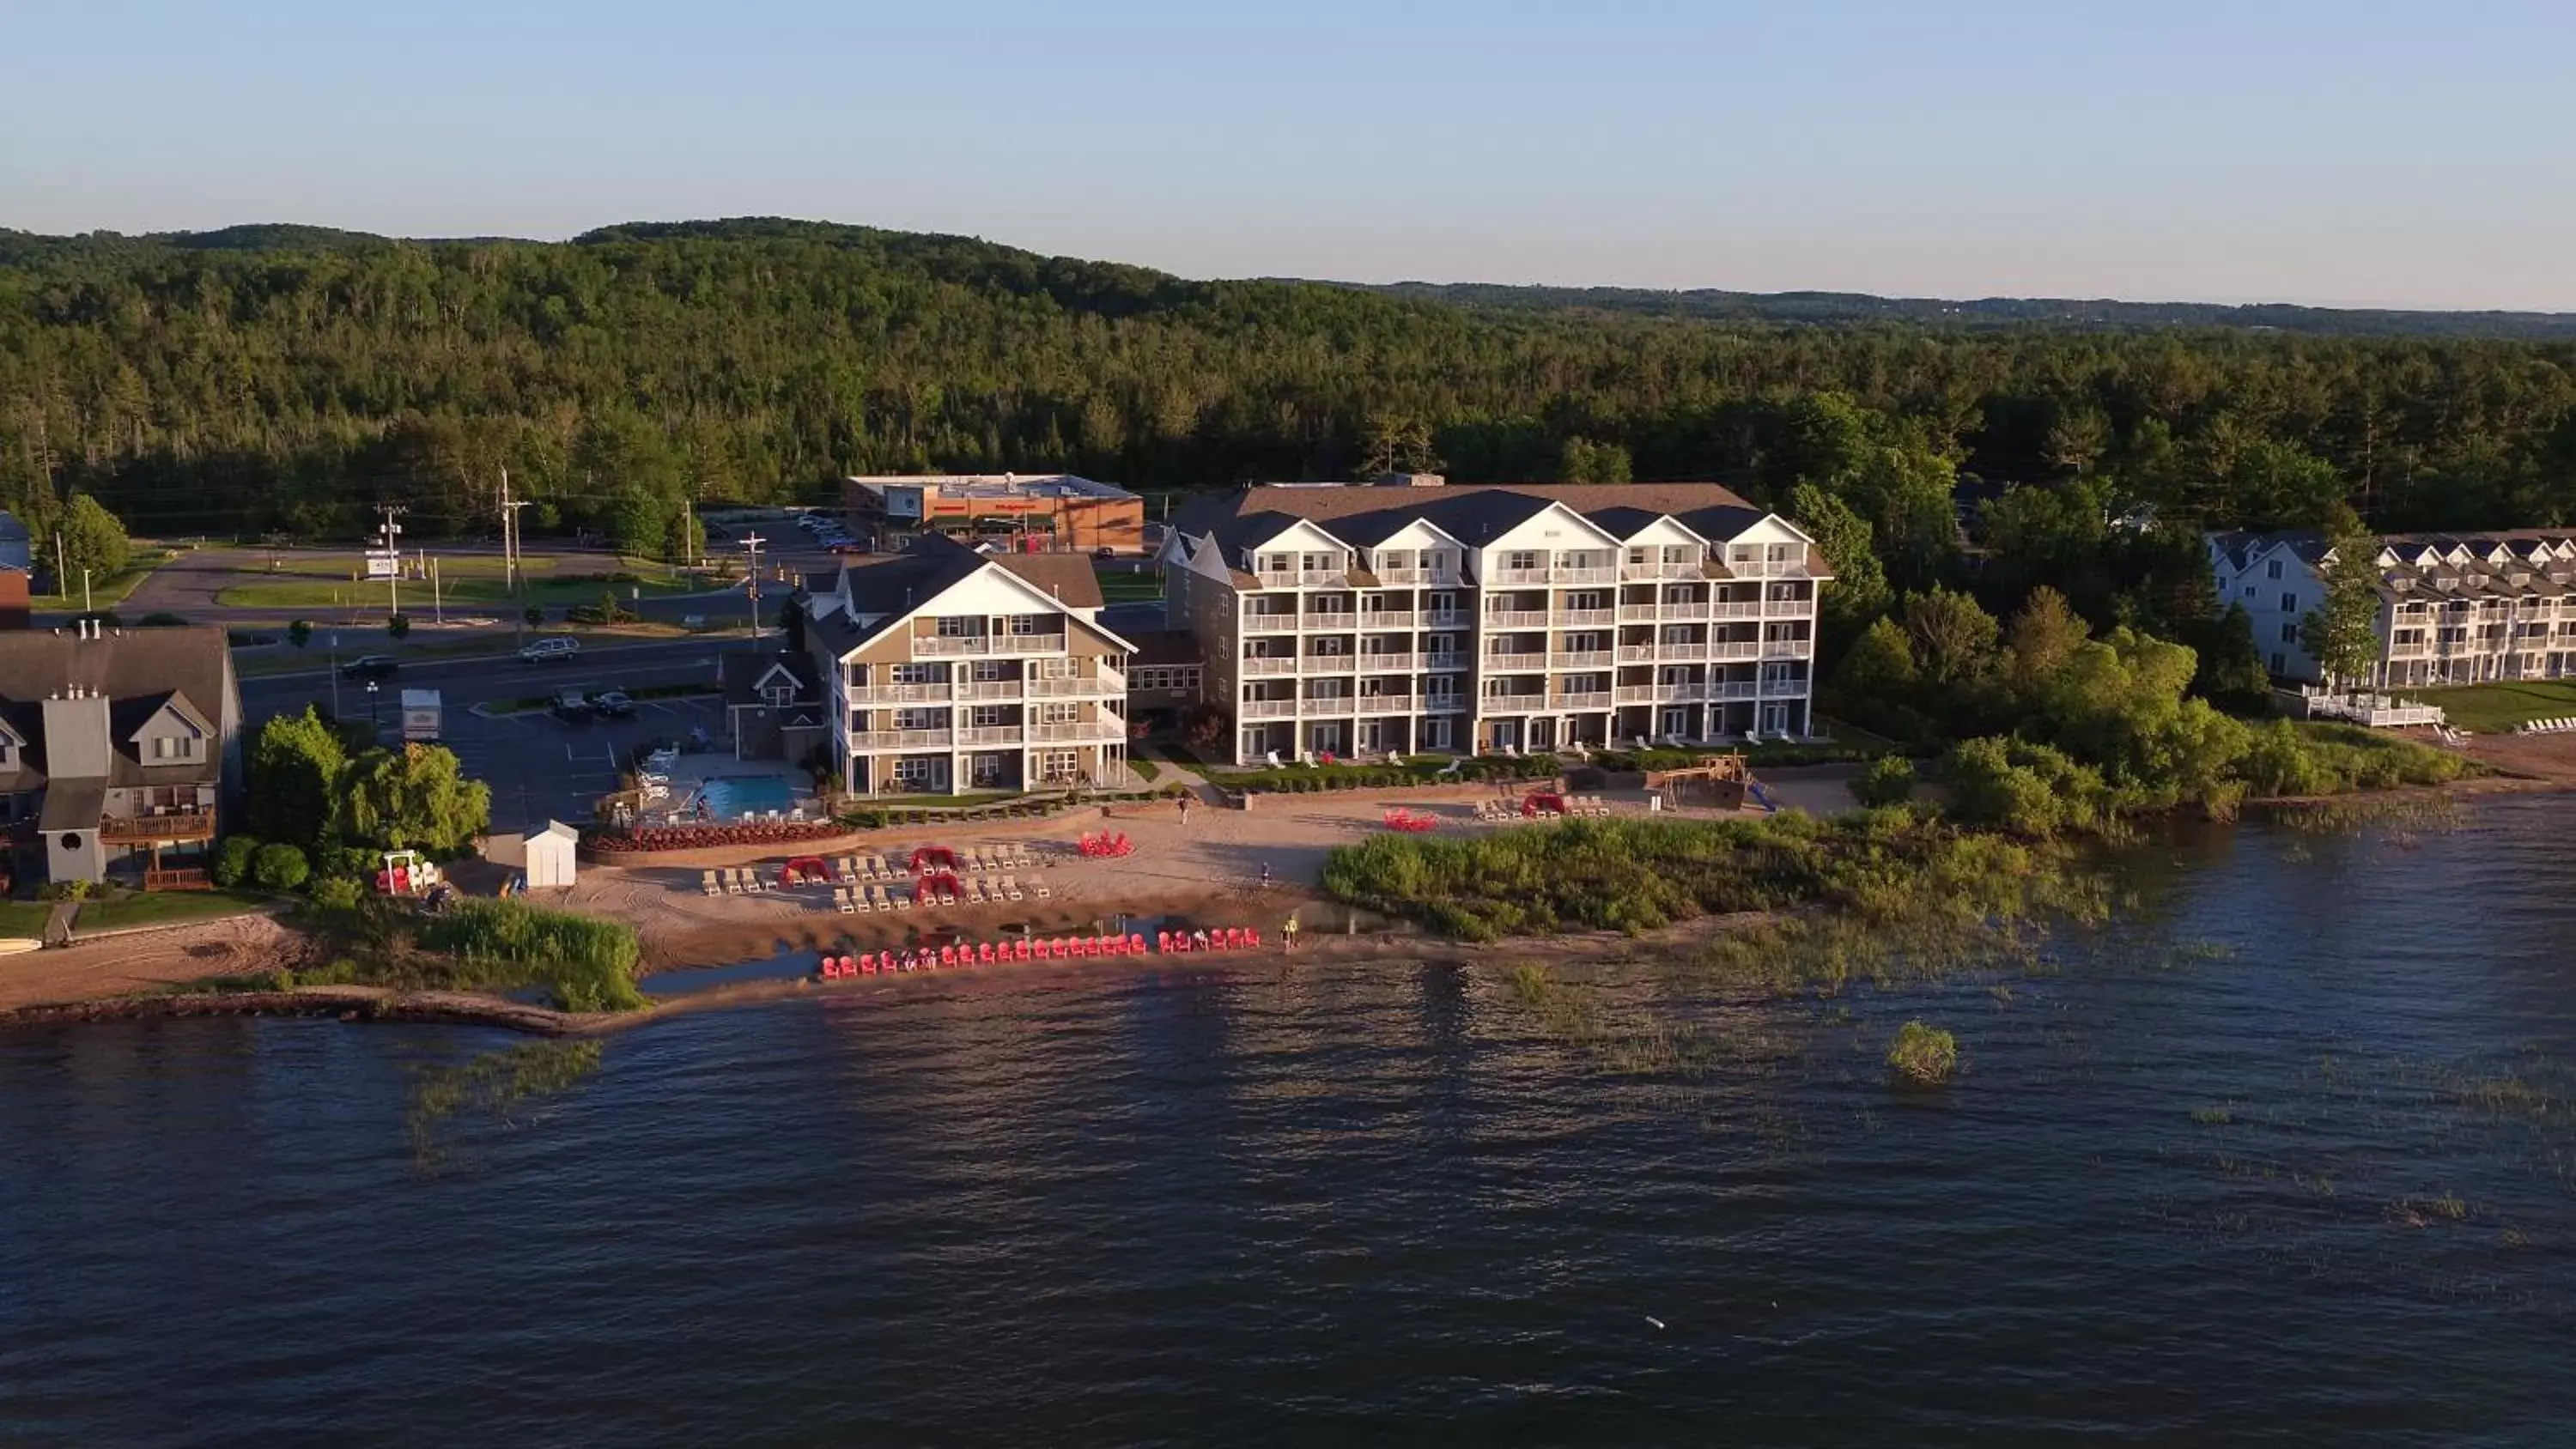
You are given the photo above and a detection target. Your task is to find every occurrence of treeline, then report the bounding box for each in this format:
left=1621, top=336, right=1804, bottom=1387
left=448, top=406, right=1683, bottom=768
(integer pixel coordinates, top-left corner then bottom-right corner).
left=3, top=217, right=2575, bottom=560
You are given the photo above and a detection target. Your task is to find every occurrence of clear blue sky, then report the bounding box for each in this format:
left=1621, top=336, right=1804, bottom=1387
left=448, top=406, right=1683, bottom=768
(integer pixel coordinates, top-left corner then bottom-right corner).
left=9, top=0, right=2573, bottom=310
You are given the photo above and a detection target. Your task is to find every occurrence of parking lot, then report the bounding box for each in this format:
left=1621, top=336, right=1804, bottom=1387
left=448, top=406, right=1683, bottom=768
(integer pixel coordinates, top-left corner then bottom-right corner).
left=439, top=689, right=732, bottom=834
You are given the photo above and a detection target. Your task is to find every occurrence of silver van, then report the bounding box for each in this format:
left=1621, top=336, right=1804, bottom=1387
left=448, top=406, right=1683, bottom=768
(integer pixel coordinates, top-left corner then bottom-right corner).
left=519, top=636, right=580, bottom=664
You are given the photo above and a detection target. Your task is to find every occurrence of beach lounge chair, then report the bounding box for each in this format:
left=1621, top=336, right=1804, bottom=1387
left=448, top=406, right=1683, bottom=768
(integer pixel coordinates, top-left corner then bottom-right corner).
left=835, top=887, right=854, bottom=914
left=890, top=884, right=913, bottom=911
left=1031, top=875, right=1053, bottom=900
left=999, top=874, right=1024, bottom=901
left=720, top=867, right=743, bottom=894
left=702, top=870, right=721, bottom=896
left=968, top=877, right=990, bottom=905
left=1265, top=749, right=1285, bottom=769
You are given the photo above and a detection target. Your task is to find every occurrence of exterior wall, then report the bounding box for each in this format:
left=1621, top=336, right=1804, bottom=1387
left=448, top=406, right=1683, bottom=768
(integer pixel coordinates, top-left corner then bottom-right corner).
left=2211, top=536, right=2576, bottom=689
left=0, top=570, right=28, bottom=631
left=1175, top=505, right=1823, bottom=765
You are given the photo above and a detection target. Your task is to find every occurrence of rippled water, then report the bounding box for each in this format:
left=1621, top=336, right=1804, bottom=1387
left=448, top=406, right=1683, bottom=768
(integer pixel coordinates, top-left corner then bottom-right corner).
left=4, top=797, right=2573, bottom=1446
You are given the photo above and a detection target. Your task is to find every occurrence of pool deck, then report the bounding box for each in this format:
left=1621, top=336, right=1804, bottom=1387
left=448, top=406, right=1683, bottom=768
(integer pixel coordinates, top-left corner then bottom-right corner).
left=661, top=755, right=817, bottom=822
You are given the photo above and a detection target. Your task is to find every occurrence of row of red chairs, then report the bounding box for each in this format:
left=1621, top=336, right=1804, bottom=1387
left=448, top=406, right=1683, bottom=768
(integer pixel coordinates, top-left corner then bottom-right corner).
left=814, top=927, right=1265, bottom=979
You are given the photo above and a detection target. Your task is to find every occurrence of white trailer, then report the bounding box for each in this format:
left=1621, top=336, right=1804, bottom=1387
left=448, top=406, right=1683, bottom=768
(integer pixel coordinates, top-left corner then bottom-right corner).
left=400, top=688, right=442, bottom=743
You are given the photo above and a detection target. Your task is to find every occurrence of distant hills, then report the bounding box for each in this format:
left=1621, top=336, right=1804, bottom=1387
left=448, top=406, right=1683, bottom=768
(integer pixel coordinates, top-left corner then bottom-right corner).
left=3, top=218, right=2573, bottom=339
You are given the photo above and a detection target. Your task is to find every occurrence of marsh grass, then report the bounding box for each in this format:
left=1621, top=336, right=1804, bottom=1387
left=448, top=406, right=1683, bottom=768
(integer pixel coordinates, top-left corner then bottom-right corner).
left=415, top=900, right=647, bottom=1012
left=1886, top=1021, right=1959, bottom=1085
left=405, top=1040, right=604, bottom=1170
left=2270, top=793, right=2465, bottom=835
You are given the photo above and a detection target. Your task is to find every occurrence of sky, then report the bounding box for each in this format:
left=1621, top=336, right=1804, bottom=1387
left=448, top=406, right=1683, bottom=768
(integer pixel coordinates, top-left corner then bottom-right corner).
left=8, top=0, right=2574, bottom=311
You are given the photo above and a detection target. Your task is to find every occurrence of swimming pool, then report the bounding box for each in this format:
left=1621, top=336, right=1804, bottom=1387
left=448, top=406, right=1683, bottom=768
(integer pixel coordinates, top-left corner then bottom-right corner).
left=695, top=775, right=796, bottom=820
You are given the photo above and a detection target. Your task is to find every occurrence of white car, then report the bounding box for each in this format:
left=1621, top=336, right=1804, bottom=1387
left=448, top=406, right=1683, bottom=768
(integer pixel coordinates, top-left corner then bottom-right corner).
left=519, top=636, right=580, bottom=664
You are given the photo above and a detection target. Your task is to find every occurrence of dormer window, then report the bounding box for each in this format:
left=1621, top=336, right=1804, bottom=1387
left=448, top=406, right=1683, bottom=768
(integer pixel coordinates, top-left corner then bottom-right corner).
left=149, top=736, right=197, bottom=762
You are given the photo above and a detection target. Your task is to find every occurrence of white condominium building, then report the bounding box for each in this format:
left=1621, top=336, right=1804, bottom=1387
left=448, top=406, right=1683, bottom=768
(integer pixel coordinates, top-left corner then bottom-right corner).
left=803, top=535, right=1136, bottom=795
left=1161, top=477, right=1832, bottom=766
left=2210, top=527, right=2576, bottom=687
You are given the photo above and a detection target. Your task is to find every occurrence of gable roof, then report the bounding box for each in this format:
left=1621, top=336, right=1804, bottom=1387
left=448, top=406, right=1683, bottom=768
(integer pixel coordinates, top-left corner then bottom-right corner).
left=720, top=651, right=820, bottom=707
left=1173, top=482, right=1768, bottom=558
left=807, top=535, right=1136, bottom=657
left=113, top=690, right=214, bottom=743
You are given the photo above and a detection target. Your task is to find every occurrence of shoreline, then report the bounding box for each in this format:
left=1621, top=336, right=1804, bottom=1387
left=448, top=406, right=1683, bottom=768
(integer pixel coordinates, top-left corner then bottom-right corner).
left=6, top=745, right=2572, bottom=1036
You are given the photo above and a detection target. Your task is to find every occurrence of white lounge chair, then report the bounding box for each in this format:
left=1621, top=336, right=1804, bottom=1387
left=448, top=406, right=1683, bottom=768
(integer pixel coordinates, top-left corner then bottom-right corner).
left=891, top=885, right=913, bottom=911
left=835, top=888, right=854, bottom=914
left=1265, top=749, right=1285, bottom=769
left=1031, top=875, right=1053, bottom=900
left=968, top=877, right=991, bottom=906
left=999, top=875, right=1024, bottom=901
left=701, top=870, right=721, bottom=897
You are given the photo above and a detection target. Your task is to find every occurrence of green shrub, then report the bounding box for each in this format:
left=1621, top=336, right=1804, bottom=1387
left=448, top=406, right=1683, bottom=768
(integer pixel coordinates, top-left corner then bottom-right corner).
left=308, top=876, right=365, bottom=912
left=418, top=898, right=647, bottom=1012
left=288, top=619, right=313, bottom=649
left=1887, top=1021, right=1959, bottom=1084
left=252, top=843, right=311, bottom=890
left=40, top=880, right=91, bottom=901
left=1850, top=755, right=1917, bottom=807
left=139, top=611, right=188, bottom=627
left=211, top=834, right=262, bottom=888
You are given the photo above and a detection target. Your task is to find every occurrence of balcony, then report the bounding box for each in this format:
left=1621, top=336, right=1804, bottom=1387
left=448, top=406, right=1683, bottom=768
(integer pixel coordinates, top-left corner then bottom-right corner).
left=1242, top=655, right=1300, bottom=676
left=1616, top=603, right=1661, bottom=622
left=1422, top=652, right=1467, bottom=671
left=1710, top=640, right=1760, bottom=661
left=1355, top=694, right=1414, bottom=715
left=1300, top=654, right=1357, bottom=675
left=1300, top=694, right=1357, bottom=714
left=1485, top=609, right=1550, bottom=630
left=911, top=633, right=1066, bottom=658
left=1358, top=653, right=1419, bottom=672
left=1421, top=694, right=1467, bottom=713
left=1358, top=610, right=1418, bottom=630
left=957, top=725, right=1024, bottom=746
left=1548, top=651, right=1613, bottom=670
left=1029, top=720, right=1127, bottom=743
left=1485, top=567, right=1554, bottom=586
left=1712, top=601, right=1764, bottom=620
left=1656, top=603, right=1710, bottom=621
left=1761, top=640, right=1810, bottom=659
left=1245, top=612, right=1302, bottom=632
left=1712, top=682, right=1759, bottom=700
left=1253, top=567, right=1353, bottom=589
left=1548, top=691, right=1614, bottom=710
left=849, top=729, right=956, bottom=749
left=101, top=810, right=215, bottom=844
left=1482, top=653, right=1546, bottom=673
left=1616, top=645, right=1662, bottom=664
left=1240, top=699, right=1300, bottom=719
left=1620, top=560, right=1705, bottom=580
left=1371, top=564, right=1427, bottom=585
left=1482, top=695, right=1547, bottom=712
left=1028, top=672, right=1124, bottom=697
left=1616, top=683, right=1704, bottom=704
left=143, top=866, right=212, bottom=891
left=1423, top=611, right=1467, bottom=629
left=1303, top=611, right=1358, bottom=631
left=1552, top=608, right=1614, bottom=627
left=1553, top=565, right=1620, bottom=585
left=847, top=682, right=951, bottom=704
left=954, top=679, right=1022, bottom=701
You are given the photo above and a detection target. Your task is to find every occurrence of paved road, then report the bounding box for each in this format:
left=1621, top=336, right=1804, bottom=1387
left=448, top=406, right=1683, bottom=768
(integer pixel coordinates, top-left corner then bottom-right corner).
left=240, top=638, right=732, bottom=721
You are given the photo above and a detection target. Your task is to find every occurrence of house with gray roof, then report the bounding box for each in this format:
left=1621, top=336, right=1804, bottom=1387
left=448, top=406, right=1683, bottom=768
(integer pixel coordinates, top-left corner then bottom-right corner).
left=0, top=621, right=245, bottom=888
left=1161, top=477, right=1831, bottom=764
left=797, top=534, right=1139, bottom=796
left=2209, top=528, right=2576, bottom=687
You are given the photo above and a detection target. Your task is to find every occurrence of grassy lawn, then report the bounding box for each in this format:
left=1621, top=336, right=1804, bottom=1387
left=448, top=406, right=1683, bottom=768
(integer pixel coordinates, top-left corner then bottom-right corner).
left=214, top=552, right=714, bottom=609
left=1094, top=566, right=1162, bottom=603
left=1128, top=756, right=1163, bottom=783
left=2415, top=680, right=2576, bottom=735
left=33, top=549, right=175, bottom=610
left=0, top=900, right=55, bottom=939
left=72, top=888, right=270, bottom=934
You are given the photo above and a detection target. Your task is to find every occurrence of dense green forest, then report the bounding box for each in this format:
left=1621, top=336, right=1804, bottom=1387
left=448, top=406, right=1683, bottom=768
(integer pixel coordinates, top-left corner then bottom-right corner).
left=4, top=215, right=2575, bottom=569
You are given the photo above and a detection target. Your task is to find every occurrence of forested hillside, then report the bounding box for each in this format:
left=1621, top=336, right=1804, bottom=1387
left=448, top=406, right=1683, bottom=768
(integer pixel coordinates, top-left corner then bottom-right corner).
left=3, top=217, right=2574, bottom=561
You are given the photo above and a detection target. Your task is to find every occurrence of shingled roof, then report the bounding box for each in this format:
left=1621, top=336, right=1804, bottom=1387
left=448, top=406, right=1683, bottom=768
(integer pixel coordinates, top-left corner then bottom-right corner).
left=1172, top=482, right=1771, bottom=557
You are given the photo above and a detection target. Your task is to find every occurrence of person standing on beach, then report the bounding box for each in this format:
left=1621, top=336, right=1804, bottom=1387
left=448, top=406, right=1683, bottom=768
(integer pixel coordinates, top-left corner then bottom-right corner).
left=1282, top=912, right=1299, bottom=953
left=1260, top=861, right=1272, bottom=889
left=1177, top=793, right=1192, bottom=828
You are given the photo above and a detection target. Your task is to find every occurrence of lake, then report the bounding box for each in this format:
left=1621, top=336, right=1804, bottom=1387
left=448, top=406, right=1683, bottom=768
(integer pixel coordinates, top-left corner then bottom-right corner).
left=3, top=797, right=2572, bottom=1446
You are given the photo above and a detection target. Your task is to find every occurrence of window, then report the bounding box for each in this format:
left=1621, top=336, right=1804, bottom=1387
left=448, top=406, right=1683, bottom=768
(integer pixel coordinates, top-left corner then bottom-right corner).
left=2279, top=622, right=2299, bottom=644
left=1036, top=750, right=1078, bottom=784
left=969, top=755, right=1006, bottom=786
left=970, top=706, right=1008, bottom=727
left=1261, top=553, right=1292, bottom=574
left=1729, top=544, right=1759, bottom=567
left=1310, top=636, right=1346, bottom=657
left=1010, top=615, right=1041, bottom=635
left=894, top=708, right=945, bottom=731
left=890, top=664, right=935, bottom=685
left=1428, top=591, right=1456, bottom=615
left=1040, top=702, right=1081, bottom=724
left=1566, top=591, right=1604, bottom=611
left=1301, top=552, right=1335, bottom=573
left=1424, top=718, right=1454, bottom=749
left=762, top=682, right=797, bottom=707
left=934, top=615, right=978, bottom=638
left=1427, top=634, right=1455, bottom=655
left=2280, top=592, right=2298, bottom=614
left=1564, top=632, right=1602, bottom=653
left=892, top=757, right=938, bottom=785
left=1504, top=551, right=1539, bottom=572
left=971, top=659, right=1009, bottom=681
left=1131, top=665, right=1201, bottom=693
left=2270, top=652, right=2287, bottom=674
left=2267, top=560, right=2283, bottom=579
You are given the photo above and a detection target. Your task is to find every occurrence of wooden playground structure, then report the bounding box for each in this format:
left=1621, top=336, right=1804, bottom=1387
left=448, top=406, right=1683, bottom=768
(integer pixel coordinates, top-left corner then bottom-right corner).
left=1642, top=752, right=1758, bottom=811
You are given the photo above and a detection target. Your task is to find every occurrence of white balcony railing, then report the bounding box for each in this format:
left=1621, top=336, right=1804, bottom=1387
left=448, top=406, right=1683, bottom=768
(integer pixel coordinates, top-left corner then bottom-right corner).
left=1485, top=567, right=1553, bottom=586
left=1485, top=609, right=1550, bottom=630
left=1300, top=694, right=1357, bottom=714
left=1483, top=653, right=1546, bottom=672
left=1245, top=612, right=1301, bottom=631
left=957, top=725, right=1024, bottom=746
left=1355, top=694, right=1413, bottom=715
left=1762, top=640, right=1810, bottom=659
left=1709, top=640, right=1760, bottom=660
left=1712, top=601, right=1763, bottom=620
left=847, top=682, right=949, bottom=704
left=1423, top=652, right=1467, bottom=671
left=1619, top=561, right=1705, bottom=581
left=1358, top=653, right=1418, bottom=672
left=849, top=729, right=956, bottom=749
left=911, top=633, right=1066, bottom=658
left=954, top=680, right=1021, bottom=701
left=1242, top=656, right=1300, bottom=676
left=1359, top=611, right=1418, bottom=630
left=1712, top=682, right=1759, bottom=700
left=1548, top=651, right=1613, bottom=670
left=1028, top=673, right=1122, bottom=697
left=1241, top=699, right=1299, bottom=719
left=1554, top=566, right=1620, bottom=585
left=1029, top=720, right=1126, bottom=743
left=1548, top=691, right=1614, bottom=711
left=1423, top=611, right=1467, bottom=629
left=1301, top=654, right=1357, bottom=674
left=1303, top=611, right=1358, bottom=631
left=1552, top=609, right=1614, bottom=627
left=1616, top=683, right=1704, bottom=704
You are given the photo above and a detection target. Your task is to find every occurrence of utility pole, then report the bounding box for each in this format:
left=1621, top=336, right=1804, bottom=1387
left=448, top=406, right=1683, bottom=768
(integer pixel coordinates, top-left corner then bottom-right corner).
left=82, top=568, right=92, bottom=615
left=431, top=555, right=443, bottom=625
left=498, top=467, right=530, bottom=597
left=742, top=532, right=766, bottom=640
left=53, top=531, right=66, bottom=605
left=376, top=503, right=407, bottom=621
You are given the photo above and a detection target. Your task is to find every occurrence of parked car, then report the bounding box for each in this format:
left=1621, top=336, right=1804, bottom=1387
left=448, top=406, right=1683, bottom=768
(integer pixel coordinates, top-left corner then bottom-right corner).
left=828, top=541, right=869, bottom=555
left=341, top=654, right=399, bottom=680
left=551, top=689, right=594, bottom=721
left=589, top=689, right=636, bottom=718
left=519, top=636, right=580, bottom=664
left=1092, top=546, right=1119, bottom=561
